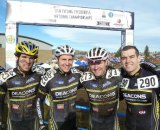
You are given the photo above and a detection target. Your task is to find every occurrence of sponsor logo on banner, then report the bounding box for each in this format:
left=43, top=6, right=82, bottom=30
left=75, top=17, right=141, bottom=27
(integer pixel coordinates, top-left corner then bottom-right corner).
left=97, top=21, right=110, bottom=26
left=108, top=12, right=114, bottom=17
left=6, top=35, right=15, bottom=44
left=113, top=19, right=124, bottom=27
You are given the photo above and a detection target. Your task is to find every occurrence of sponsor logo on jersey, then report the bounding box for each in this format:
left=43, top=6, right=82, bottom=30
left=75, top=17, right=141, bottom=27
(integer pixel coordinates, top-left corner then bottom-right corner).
left=103, top=81, right=111, bottom=87
left=12, top=104, right=19, bottom=110
left=89, top=91, right=116, bottom=99
left=57, top=104, right=64, bottom=109
left=11, top=80, right=21, bottom=85
left=55, top=87, right=77, bottom=97
left=55, top=80, right=64, bottom=85
left=26, top=77, right=35, bottom=83
left=90, top=83, right=97, bottom=87
left=138, top=110, right=146, bottom=115
left=11, top=87, right=36, bottom=97
left=68, top=77, right=76, bottom=83
left=123, top=93, right=146, bottom=100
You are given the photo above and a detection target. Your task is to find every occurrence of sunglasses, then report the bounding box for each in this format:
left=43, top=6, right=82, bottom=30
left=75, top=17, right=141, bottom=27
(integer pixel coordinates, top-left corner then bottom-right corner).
left=88, top=60, right=103, bottom=65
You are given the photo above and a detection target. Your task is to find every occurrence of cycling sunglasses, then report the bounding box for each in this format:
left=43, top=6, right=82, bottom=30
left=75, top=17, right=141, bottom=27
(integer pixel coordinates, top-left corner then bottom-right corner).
left=88, top=59, right=103, bottom=65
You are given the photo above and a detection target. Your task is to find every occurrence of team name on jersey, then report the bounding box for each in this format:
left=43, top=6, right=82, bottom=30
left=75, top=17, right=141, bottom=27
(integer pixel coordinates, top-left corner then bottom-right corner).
left=55, top=87, right=77, bottom=97
left=123, top=93, right=147, bottom=100
left=11, top=87, right=36, bottom=97
left=89, top=91, right=116, bottom=100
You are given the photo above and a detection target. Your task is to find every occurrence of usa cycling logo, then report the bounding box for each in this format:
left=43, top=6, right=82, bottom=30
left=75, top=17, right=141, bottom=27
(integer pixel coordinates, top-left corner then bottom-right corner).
left=26, top=77, right=35, bottom=83
left=90, top=82, right=97, bottom=87
left=56, top=80, right=64, bottom=84
left=68, top=77, right=76, bottom=83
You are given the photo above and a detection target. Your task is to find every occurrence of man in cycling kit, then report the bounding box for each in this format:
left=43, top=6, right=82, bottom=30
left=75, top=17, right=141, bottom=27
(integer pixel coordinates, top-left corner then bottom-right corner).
left=120, top=45, right=160, bottom=130
left=0, top=41, right=45, bottom=130
left=80, top=47, right=121, bottom=130
left=37, top=45, right=82, bottom=130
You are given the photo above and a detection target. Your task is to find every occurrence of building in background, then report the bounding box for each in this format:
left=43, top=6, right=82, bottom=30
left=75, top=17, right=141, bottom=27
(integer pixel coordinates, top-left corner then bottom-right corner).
left=0, top=33, right=53, bottom=67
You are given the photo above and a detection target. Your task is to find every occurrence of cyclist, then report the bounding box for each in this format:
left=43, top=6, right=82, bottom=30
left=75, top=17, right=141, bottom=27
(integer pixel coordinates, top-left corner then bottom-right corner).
left=0, top=41, right=45, bottom=130
left=37, top=45, right=82, bottom=130
left=120, top=45, right=160, bottom=130
left=80, top=47, right=121, bottom=130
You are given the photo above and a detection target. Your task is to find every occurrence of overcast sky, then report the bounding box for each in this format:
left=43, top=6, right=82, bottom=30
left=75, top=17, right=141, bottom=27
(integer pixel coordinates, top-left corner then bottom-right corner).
left=0, top=0, right=160, bottom=52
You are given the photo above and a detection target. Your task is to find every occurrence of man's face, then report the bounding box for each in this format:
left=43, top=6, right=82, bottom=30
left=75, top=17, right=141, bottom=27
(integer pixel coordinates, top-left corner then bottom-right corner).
left=17, top=54, right=35, bottom=73
left=89, top=60, right=107, bottom=77
left=57, top=54, right=73, bottom=73
left=121, top=48, right=140, bottom=75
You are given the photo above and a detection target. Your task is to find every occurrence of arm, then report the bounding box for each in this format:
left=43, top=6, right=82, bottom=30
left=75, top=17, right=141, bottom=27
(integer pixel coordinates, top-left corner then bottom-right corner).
left=36, top=89, right=47, bottom=130
left=37, top=72, right=51, bottom=130
left=0, top=87, right=5, bottom=130
left=36, top=97, right=46, bottom=130
left=0, top=101, right=4, bottom=130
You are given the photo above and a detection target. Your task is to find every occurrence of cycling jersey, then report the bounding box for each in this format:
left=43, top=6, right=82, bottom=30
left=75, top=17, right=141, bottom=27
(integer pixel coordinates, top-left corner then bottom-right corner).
left=80, top=67, right=121, bottom=130
left=0, top=65, right=44, bottom=130
left=37, top=67, right=82, bottom=130
left=120, top=64, right=160, bottom=130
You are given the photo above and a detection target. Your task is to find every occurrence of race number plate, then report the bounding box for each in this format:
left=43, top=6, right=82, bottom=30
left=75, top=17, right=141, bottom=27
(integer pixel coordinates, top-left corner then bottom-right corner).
left=137, top=75, right=159, bottom=89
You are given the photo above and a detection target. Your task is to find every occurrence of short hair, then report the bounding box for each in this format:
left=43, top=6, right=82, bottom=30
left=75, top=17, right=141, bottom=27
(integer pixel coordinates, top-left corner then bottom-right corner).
left=121, top=45, right=139, bottom=57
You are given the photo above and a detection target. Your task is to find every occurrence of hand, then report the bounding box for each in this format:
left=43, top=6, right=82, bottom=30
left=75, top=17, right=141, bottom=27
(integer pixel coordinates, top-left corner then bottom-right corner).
left=39, top=125, right=48, bottom=130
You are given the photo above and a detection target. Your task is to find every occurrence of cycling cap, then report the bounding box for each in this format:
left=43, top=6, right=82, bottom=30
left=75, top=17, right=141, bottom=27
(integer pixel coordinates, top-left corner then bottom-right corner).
left=55, top=45, right=75, bottom=57
left=15, top=41, right=39, bottom=58
left=86, top=47, right=108, bottom=60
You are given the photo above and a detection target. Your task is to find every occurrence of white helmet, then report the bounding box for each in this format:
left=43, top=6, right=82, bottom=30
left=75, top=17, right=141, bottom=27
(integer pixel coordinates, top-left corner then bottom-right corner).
left=55, top=45, right=75, bottom=57
left=86, top=47, right=108, bottom=60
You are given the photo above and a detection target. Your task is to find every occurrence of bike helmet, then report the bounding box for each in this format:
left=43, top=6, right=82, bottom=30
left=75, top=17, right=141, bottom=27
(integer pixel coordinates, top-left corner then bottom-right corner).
left=15, top=41, right=39, bottom=58
left=55, top=45, right=75, bottom=57
left=86, top=47, right=108, bottom=60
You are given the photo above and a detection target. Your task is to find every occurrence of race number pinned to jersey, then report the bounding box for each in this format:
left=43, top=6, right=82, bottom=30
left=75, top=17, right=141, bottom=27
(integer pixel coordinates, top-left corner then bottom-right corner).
left=120, top=78, right=130, bottom=89
left=41, top=69, right=56, bottom=87
left=0, top=69, right=16, bottom=85
left=137, top=75, right=159, bottom=89
left=80, top=72, right=95, bottom=83
left=106, top=69, right=120, bottom=79
left=71, top=68, right=82, bottom=74
left=32, top=65, right=46, bottom=75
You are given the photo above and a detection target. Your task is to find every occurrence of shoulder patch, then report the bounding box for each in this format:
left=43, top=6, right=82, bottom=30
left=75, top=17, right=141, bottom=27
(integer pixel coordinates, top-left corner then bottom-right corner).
left=40, top=68, right=56, bottom=87
left=0, top=69, right=16, bottom=85
left=106, top=68, right=120, bottom=79
left=80, top=71, right=95, bottom=83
